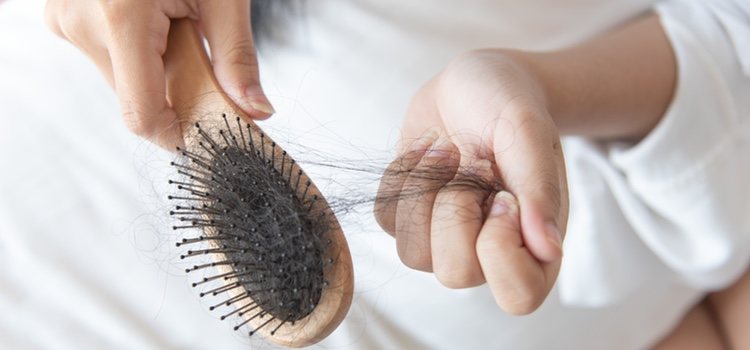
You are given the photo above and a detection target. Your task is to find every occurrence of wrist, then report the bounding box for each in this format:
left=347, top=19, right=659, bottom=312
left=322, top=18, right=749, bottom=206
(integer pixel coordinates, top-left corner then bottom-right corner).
left=438, top=49, right=551, bottom=116
left=489, top=50, right=559, bottom=120
left=499, top=14, right=676, bottom=141
left=491, top=49, right=599, bottom=136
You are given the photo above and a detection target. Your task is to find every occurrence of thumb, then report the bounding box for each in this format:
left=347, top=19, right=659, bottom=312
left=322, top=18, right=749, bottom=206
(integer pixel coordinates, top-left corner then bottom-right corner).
left=493, top=109, right=565, bottom=263
left=476, top=191, right=548, bottom=315
left=198, top=0, right=274, bottom=119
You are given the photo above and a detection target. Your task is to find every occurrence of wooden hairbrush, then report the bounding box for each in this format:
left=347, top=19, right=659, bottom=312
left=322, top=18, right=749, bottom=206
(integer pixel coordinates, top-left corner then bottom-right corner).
left=163, top=19, right=353, bottom=347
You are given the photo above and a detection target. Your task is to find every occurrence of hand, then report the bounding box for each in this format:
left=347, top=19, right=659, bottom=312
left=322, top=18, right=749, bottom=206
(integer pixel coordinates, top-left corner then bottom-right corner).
left=374, top=50, right=569, bottom=314
left=44, top=0, right=274, bottom=149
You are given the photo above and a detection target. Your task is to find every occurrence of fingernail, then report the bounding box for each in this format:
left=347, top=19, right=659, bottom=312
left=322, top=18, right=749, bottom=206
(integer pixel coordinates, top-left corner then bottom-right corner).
left=410, top=129, right=439, bottom=152
left=490, top=191, right=516, bottom=216
left=249, top=101, right=275, bottom=115
left=545, top=222, right=562, bottom=250
left=424, top=146, right=452, bottom=159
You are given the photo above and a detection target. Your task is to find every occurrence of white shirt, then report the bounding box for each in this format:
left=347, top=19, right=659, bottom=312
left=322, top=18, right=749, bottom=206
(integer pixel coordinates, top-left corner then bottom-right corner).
left=0, top=0, right=748, bottom=349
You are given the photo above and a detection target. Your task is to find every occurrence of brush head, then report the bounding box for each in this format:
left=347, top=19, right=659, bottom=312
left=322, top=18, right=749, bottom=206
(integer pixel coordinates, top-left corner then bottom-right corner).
left=169, top=114, right=352, bottom=346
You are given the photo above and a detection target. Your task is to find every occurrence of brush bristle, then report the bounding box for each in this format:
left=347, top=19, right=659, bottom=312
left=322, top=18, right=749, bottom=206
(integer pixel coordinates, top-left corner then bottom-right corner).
left=169, top=114, right=333, bottom=335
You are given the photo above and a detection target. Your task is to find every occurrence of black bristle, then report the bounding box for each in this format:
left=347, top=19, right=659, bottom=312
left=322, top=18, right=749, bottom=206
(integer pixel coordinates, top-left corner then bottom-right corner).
left=252, top=316, right=276, bottom=336
left=260, top=133, right=266, bottom=162
left=237, top=117, right=247, bottom=151
left=246, top=124, right=255, bottom=150
left=288, top=160, right=296, bottom=181
left=302, top=181, right=311, bottom=201
left=270, top=319, right=287, bottom=335
left=271, top=142, right=276, bottom=169
left=294, top=170, right=303, bottom=192
left=168, top=116, right=331, bottom=334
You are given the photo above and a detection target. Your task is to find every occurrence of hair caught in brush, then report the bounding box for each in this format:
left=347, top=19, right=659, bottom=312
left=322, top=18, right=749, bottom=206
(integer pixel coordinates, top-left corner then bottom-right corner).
left=166, top=115, right=504, bottom=338
left=168, top=116, right=342, bottom=337
left=291, top=142, right=506, bottom=218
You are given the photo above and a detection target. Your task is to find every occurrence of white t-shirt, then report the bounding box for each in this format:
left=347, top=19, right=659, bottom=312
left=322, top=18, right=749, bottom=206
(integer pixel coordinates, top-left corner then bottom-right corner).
left=0, top=0, right=748, bottom=349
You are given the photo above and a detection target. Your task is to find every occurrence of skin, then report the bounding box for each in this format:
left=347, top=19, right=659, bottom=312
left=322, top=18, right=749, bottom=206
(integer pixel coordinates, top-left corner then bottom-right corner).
left=374, top=13, right=674, bottom=314
left=707, top=266, right=750, bottom=349
left=374, top=12, right=742, bottom=348
left=44, top=0, right=274, bottom=149
left=46, top=3, right=746, bottom=348
left=652, top=302, right=725, bottom=350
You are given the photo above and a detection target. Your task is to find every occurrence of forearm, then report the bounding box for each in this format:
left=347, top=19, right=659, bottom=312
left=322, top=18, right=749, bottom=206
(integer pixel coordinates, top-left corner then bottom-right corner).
left=516, top=13, right=677, bottom=141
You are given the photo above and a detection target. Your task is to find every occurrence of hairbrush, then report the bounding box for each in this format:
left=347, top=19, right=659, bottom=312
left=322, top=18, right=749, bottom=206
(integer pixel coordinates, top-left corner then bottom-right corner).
left=163, top=19, right=353, bottom=347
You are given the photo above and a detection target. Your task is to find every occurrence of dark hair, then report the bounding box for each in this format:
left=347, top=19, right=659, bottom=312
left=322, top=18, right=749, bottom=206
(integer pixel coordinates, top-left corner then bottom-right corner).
left=251, top=0, right=304, bottom=45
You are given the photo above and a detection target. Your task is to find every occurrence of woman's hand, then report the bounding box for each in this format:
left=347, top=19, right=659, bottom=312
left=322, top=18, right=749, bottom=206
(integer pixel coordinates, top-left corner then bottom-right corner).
left=374, top=50, right=569, bottom=315
left=44, top=0, right=274, bottom=149
left=374, top=13, right=675, bottom=315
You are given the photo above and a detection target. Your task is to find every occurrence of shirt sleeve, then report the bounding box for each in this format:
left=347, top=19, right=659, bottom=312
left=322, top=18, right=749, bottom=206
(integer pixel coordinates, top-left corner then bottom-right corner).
left=607, top=0, right=750, bottom=290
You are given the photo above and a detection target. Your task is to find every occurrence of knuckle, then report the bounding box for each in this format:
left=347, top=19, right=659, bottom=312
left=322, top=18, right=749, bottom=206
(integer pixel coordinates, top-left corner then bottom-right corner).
left=220, top=38, right=259, bottom=70
left=436, top=269, right=483, bottom=289
left=374, top=172, right=404, bottom=234
left=372, top=203, right=396, bottom=235
left=46, top=0, right=90, bottom=41
left=58, top=11, right=89, bottom=43
left=123, top=113, right=152, bottom=137
left=415, top=158, right=458, bottom=186
left=377, top=169, right=406, bottom=202
left=407, top=83, right=434, bottom=108
left=101, top=0, right=157, bottom=35
left=433, top=192, right=483, bottom=233
left=44, top=1, right=63, bottom=36
left=475, top=228, right=505, bottom=254
left=102, top=1, right=133, bottom=26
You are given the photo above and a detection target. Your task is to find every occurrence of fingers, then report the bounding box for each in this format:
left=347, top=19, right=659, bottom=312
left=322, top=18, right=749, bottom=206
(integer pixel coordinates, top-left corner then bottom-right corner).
left=476, top=191, right=550, bottom=315
left=376, top=81, right=444, bottom=234
left=394, top=141, right=459, bottom=271
left=44, top=0, right=63, bottom=37
left=374, top=130, right=439, bottom=234
left=430, top=164, right=492, bottom=288
left=45, top=1, right=115, bottom=87
left=493, top=107, right=566, bottom=263
left=104, top=3, right=183, bottom=149
left=198, top=0, right=274, bottom=119
left=45, top=0, right=270, bottom=149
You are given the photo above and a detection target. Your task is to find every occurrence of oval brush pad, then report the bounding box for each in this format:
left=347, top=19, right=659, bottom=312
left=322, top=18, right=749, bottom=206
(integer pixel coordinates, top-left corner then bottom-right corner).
left=163, top=19, right=353, bottom=347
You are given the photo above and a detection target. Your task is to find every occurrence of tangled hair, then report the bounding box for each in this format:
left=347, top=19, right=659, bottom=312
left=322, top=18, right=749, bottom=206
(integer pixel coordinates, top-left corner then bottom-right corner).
left=169, top=117, right=342, bottom=335
left=166, top=115, right=508, bottom=343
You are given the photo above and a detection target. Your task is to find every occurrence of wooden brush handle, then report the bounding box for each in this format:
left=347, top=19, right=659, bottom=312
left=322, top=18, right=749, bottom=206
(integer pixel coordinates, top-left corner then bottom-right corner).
left=162, top=18, right=353, bottom=347
left=163, top=19, right=240, bottom=127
